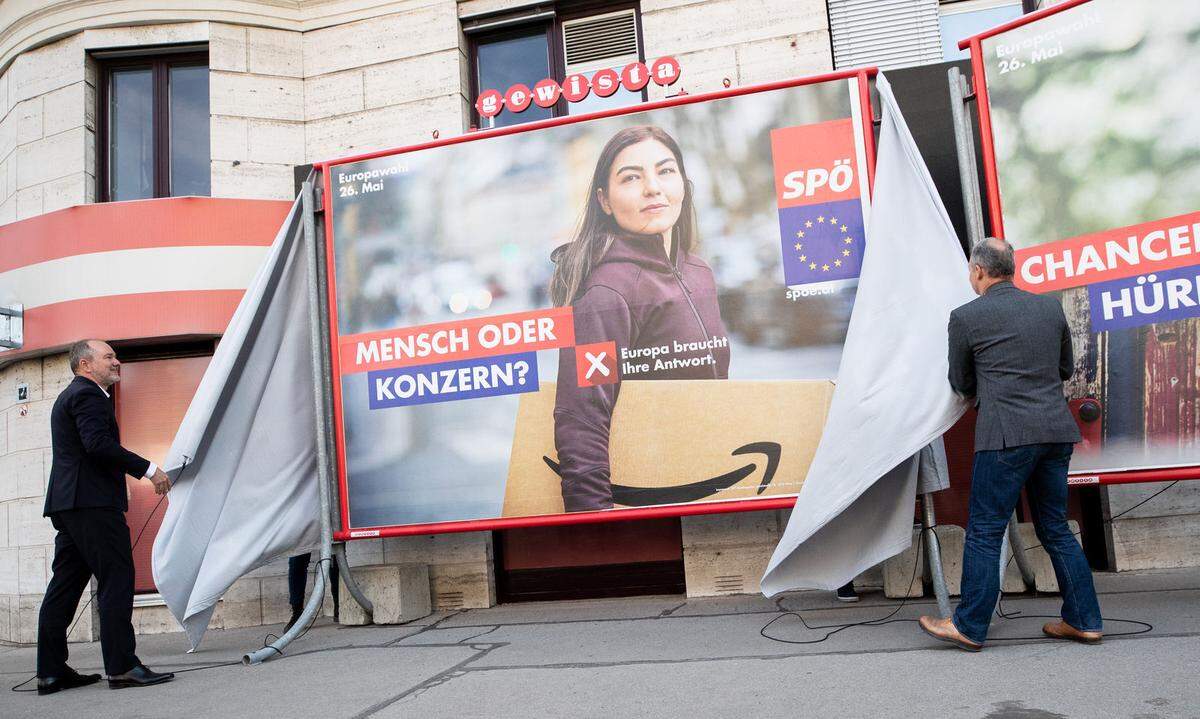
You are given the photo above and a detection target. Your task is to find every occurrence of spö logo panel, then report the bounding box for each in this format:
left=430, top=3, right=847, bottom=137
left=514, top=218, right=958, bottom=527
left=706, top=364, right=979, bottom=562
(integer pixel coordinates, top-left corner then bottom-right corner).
left=769, top=119, right=866, bottom=287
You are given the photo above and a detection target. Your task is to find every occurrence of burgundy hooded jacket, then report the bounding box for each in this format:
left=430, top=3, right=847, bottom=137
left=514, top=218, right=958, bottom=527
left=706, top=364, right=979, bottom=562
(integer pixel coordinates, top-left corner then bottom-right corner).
left=553, top=233, right=731, bottom=511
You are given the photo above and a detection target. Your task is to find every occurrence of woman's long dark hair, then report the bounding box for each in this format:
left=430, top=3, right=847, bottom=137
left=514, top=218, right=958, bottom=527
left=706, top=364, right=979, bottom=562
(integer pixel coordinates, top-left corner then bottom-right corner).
left=549, top=125, right=698, bottom=306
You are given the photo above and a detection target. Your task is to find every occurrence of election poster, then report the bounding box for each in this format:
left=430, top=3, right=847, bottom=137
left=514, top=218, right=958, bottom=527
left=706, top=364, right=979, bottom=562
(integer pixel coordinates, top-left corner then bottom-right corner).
left=322, top=73, right=873, bottom=533
left=977, top=0, right=1200, bottom=472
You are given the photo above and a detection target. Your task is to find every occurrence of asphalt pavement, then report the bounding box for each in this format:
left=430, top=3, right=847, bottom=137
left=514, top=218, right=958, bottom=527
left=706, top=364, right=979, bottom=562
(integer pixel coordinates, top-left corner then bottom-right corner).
left=2, top=566, right=1198, bottom=718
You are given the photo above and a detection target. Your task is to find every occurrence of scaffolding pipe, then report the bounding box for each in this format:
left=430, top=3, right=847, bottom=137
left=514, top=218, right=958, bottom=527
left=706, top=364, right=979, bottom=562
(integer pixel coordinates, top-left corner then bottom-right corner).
left=921, top=494, right=953, bottom=619
left=1007, top=513, right=1036, bottom=590
left=333, top=542, right=373, bottom=619
left=948, top=66, right=986, bottom=247
left=244, top=179, right=334, bottom=665
left=308, top=180, right=374, bottom=621
left=994, top=528, right=1012, bottom=620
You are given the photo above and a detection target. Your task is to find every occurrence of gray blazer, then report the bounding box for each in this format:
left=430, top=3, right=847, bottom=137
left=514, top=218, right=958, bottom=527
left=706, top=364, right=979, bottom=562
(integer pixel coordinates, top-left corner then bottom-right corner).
left=948, top=281, right=1082, bottom=451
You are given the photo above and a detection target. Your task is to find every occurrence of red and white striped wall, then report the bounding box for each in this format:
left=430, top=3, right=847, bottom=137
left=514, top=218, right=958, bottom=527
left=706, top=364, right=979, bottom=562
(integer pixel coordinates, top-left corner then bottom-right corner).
left=0, top=197, right=292, bottom=361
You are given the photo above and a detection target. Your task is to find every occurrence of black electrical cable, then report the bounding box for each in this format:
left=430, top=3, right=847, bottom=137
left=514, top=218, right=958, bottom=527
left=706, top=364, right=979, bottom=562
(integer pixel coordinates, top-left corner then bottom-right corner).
left=11, top=477, right=1182, bottom=684
left=989, top=479, right=1181, bottom=639
left=760, top=480, right=1181, bottom=647
left=10, top=461, right=203, bottom=692
left=760, top=529, right=928, bottom=645
left=10, top=489, right=170, bottom=692
left=257, top=555, right=336, bottom=660
left=11, top=502, right=334, bottom=692
left=996, top=480, right=1180, bottom=619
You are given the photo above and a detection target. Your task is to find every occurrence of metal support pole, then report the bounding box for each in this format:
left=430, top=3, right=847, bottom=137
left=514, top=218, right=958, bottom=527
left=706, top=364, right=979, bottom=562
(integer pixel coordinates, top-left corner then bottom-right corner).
left=244, top=179, right=334, bottom=665
left=1007, top=513, right=1036, bottom=590
left=920, top=494, right=953, bottom=619
left=994, top=528, right=1011, bottom=619
left=948, top=66, right=987, bottom=247
left=308, top=180, right=374, bottom=623
left=332, top=542, right=373, bottom=619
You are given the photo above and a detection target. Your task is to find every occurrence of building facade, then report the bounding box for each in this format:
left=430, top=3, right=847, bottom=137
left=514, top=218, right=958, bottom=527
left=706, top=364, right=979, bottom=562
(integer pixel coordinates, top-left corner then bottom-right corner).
left=0, top=0, right=1193, bottom=643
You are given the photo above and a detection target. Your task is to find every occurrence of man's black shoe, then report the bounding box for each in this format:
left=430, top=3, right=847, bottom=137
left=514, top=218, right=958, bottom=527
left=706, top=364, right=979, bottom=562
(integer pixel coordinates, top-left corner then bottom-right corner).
left=38, top=670, right=102, bottom=695
left=836, top=582, right=860, bottom=603
left=107, top=664, right=174, bottom=689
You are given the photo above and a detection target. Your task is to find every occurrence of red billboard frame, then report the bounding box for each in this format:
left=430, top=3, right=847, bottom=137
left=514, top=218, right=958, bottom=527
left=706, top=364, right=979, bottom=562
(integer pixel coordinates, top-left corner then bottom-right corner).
left=959, top=0, right=1200, bottom=487
left=315, top=67, right=880, bottom=540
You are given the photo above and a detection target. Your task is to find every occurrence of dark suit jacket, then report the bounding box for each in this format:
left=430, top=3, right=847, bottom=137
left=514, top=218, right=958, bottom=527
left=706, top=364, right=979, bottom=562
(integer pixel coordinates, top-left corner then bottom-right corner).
left=948, top=281, right=1083, bottom=451
left=44, top=375, right=151, bottom=515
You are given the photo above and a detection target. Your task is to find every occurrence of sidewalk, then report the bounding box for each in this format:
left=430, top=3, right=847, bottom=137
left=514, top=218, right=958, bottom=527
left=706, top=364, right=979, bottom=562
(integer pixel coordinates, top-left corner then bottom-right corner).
left=3, top=567, right=1198, bottom=718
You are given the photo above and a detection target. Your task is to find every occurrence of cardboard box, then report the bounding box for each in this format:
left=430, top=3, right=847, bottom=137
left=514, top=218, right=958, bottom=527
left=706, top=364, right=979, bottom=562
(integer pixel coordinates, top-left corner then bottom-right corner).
left=502, top=380, right=833, bottom=517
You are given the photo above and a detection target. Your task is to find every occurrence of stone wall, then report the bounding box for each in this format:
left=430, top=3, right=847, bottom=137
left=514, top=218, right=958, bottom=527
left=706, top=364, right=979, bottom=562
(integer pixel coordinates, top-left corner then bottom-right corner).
left=301, top=3, right=469, bottom=162
left=681, top=508, right=885, bottom=598
left=641, top=0, right=832, bottom=97
left=0, top=20, right=313, bottom=217
left=209, top=23, right=306, bottom=199
left=0, top=355, right=96, bottom=642
left=0, top=33, right=89, bottom=223
left=1108, top=482, right=1200, bottom=571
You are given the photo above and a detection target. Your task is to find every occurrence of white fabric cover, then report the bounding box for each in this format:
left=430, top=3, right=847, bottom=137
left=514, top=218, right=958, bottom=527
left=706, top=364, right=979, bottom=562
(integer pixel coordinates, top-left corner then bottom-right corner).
left=760, top=74, right=974, bottom=595
left=152, top=198, right=320, bottom=649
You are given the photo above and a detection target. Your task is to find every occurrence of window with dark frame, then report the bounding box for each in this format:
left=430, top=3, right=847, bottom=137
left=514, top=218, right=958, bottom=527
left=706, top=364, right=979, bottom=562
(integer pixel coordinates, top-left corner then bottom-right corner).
left=97, top=50, right=211, bottom=202
left=466, top=2, right=644, bottom=130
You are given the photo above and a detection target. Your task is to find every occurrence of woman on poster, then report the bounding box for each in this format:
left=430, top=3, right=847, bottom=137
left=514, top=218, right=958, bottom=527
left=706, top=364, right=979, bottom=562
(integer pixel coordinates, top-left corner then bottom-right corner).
left=551, top=125, right=731, bottom=512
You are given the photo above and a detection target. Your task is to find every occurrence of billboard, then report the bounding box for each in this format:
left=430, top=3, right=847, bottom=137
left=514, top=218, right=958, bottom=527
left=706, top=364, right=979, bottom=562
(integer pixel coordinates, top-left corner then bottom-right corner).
left=320, top=72, right=876, bottom=536
left=969, top=0, right=1200, bottom=473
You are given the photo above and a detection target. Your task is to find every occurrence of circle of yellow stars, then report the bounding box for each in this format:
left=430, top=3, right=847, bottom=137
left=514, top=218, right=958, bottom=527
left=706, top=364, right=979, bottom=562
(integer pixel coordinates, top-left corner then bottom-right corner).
left=792, top=214, right=853, bottom=272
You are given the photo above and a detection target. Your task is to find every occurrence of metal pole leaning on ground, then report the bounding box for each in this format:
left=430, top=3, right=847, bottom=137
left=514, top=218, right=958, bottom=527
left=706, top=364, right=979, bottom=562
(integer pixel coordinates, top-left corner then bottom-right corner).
left=994, top=517, right=1038, bottom=615
left=244, top=179, right=333, bottom=665
left=1007, top=513, right=1035, bottom=589
left=332, top=543, right=375, bottom=620
left=921, top=494, right=953, bottom=618
left=994, top=526, right=1011, bottom=618
left=306, top=178, right=375, bottom=621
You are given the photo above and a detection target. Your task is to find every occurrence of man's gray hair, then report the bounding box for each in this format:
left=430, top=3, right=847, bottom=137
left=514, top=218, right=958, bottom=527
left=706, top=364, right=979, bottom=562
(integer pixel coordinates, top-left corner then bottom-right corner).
left=68, top=339, right=98, bottom=374
left=970, top=237, right=1015, bottom=279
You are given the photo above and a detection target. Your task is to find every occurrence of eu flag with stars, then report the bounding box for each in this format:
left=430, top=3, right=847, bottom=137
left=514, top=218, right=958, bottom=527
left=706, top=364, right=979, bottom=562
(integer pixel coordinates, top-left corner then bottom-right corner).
left=769, top=120, right=867, bottom=288
left=778, top=198, right=865, bottom=286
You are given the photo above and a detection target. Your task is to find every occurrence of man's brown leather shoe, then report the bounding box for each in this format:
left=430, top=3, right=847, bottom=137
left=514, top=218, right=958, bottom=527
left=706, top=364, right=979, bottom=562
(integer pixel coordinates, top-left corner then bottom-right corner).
left=1042, top=620, right=1102, bottom=644
left=919, top=615, right=982, bottom=652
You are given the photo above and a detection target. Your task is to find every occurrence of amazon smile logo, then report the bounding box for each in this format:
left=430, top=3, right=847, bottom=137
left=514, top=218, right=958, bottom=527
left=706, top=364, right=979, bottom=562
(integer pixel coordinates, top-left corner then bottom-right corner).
left=542, top=441, right=782, bottom=506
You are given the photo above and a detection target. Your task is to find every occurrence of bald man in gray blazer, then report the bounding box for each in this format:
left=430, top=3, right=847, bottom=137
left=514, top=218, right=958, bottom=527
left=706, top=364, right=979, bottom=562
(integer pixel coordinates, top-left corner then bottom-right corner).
left=920, top=238, right=1101, bottom=651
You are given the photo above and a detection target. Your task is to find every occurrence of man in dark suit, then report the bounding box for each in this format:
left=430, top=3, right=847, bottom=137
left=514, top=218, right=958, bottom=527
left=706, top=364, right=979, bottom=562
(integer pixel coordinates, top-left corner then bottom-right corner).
left=37, top=339, right=176, bottom=694
left=920, top=239, right=1102, bottom=651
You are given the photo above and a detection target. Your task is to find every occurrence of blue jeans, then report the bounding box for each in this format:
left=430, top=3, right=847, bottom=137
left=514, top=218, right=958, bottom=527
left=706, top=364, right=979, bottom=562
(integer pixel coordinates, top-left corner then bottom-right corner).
left=953, top=443, right=1102, bottom=644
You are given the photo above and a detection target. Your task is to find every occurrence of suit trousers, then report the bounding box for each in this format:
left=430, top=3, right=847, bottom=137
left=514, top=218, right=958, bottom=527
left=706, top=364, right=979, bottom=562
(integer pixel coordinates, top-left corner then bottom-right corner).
left=37, top=508, right=140, bottom=677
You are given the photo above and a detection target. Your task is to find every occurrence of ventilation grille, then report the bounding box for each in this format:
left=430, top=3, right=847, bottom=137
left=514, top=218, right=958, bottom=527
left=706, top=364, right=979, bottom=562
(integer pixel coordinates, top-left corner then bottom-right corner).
left=829, top=0, right=944, bottom=70
left=562, top=9, right=639, bottom=69
left=713, top=575, right=746, bottom=595
left=436, top=590, right=465, bottom=610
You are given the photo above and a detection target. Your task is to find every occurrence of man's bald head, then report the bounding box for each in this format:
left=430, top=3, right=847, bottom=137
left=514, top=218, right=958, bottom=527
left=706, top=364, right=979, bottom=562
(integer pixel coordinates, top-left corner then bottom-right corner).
left=969, top=237, right=1015, bottom=279
left=967, top=237, right=1015, bottom=296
